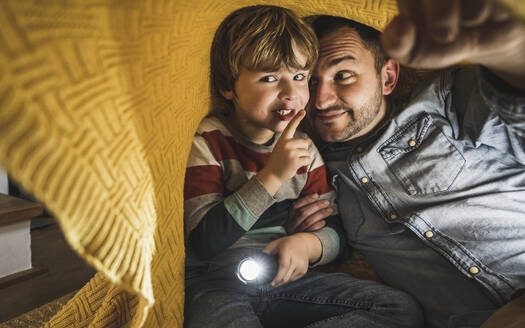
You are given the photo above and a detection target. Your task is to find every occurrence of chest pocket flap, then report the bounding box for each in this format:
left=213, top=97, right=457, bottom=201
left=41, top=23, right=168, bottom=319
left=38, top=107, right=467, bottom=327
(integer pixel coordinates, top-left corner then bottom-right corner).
left=378, top=113, right=465, bottom=195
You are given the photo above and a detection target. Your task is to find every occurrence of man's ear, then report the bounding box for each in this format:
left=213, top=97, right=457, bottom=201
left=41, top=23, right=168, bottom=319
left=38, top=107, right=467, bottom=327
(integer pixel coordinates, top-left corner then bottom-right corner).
left=220, top=89, right=234, bottom=100
left=382, top=59, right=399, bottom=96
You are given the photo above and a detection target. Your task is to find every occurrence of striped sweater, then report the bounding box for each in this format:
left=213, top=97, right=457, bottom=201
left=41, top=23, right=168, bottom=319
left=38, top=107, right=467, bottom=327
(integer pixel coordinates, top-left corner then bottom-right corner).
left=184, top=115, right=344, bottom=268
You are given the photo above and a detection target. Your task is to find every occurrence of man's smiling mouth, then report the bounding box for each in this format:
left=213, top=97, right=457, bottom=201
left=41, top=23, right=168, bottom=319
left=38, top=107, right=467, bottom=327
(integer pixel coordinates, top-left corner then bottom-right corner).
left=315, top=110, right=346, bottom=121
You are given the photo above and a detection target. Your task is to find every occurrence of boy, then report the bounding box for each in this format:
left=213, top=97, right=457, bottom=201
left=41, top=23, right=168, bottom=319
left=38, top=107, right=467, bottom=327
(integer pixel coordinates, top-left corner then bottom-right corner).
left=183, top=5, right=422, bottom=328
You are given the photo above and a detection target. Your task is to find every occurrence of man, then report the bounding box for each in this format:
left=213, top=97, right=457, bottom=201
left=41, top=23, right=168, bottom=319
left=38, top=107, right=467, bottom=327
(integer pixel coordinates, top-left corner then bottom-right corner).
left=287, top=1, right=525, bottom=327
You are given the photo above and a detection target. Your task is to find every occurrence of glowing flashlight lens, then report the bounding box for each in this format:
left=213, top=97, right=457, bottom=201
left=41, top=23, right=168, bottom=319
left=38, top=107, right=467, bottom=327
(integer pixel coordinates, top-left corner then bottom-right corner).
left=239, top=259, right=260, bottom=281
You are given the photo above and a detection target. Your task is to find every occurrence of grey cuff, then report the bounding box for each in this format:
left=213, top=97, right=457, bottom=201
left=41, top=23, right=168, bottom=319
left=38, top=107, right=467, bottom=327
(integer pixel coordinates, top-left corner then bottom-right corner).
left=235, top=175, right=276, bottom=219
left=310, top=227, right=340, bottom=267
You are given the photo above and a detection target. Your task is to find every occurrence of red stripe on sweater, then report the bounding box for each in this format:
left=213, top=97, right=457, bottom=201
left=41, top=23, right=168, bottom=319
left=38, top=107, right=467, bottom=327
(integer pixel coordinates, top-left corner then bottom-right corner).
left=184, top=165, right=223, bottom=200
left=301, top=165, right=333, bottom=196
left=202, top=130, right=271, bottom=172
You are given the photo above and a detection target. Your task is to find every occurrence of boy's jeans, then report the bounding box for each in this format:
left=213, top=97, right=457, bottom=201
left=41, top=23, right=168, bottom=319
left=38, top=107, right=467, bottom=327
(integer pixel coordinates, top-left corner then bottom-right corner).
left=184, top=264, right=423, bottom=328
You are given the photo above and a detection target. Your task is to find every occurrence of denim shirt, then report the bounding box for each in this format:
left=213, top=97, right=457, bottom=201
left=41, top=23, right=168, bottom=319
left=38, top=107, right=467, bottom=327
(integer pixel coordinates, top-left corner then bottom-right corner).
left=320, top=67, right=525, bottom=327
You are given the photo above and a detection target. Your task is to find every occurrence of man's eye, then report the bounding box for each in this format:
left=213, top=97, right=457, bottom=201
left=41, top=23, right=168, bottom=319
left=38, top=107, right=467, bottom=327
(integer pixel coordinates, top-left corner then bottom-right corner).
left=335, top=71, right=354, bottom=81
left=260, top=75, right=277, bottom=82
left=294, top=73, right=306, bottom=81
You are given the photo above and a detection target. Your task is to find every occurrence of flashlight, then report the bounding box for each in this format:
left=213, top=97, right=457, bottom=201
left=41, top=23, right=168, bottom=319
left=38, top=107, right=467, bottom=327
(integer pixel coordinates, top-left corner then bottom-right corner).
left=236, top=252, right=278, bottom=285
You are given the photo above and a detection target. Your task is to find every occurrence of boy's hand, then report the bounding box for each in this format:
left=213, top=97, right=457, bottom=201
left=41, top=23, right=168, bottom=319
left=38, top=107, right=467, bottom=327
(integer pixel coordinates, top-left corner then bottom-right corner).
left=263, top=232, right=322, bottom=288
left=257, top=110, right=312, bottom=196
left=382, top=0, right=525, bottom=91
left=285, top=193, right=333, bottom=234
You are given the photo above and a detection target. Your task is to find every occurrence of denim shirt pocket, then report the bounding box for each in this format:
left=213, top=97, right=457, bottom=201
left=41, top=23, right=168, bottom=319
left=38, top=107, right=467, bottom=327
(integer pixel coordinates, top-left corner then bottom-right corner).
left=378, top=113, right=465, bottom=195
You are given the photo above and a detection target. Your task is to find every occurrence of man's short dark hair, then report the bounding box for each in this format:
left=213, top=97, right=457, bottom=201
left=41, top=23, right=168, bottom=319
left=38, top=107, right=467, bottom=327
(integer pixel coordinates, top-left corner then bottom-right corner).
left=309, top=15, right=387, bottom=73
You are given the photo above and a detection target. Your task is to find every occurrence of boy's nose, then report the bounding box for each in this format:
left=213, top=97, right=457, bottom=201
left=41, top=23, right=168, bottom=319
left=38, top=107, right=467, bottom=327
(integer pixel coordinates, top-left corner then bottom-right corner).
left=314, top=81, right=337, bottom=110
left=279, top=81, right=298, bottom=101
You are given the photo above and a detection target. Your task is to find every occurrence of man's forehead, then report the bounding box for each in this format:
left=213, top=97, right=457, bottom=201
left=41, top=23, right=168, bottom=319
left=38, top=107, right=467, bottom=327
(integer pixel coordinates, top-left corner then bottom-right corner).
left=318, top=27, right=368, bottom=66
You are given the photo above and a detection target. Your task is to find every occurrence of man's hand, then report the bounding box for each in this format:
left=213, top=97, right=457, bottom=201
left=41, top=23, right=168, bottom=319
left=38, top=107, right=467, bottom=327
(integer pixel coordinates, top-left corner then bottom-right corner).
left=257, top=110, right=311, bottom=196
left=382, top=0, right=525, bottom=91
left=285, top=193, right=334, bottom=234
left=263, top=233, right=322, bottom=288
left=481, top=293, right=525, bottom=328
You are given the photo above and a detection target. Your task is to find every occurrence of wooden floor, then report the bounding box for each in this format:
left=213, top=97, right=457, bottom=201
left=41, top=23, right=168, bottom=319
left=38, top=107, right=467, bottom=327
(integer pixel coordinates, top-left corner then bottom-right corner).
left=0, top=219, right=96, bottom=322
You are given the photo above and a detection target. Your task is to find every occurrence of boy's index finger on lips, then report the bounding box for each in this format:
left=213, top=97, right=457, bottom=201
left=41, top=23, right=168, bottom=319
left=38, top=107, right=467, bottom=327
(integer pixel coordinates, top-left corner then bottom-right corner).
left=280, top=110, right=306, bottom=140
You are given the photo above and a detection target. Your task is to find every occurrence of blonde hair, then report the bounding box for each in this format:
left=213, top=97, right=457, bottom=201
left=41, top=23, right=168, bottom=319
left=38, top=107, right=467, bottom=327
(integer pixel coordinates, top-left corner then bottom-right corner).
left=210, top=5, right=318, bottom=114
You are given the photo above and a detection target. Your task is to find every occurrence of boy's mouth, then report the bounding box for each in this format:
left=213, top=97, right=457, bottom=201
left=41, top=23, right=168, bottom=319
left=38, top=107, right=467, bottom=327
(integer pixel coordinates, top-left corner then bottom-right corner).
left=273, top=109, right=296, bottom=121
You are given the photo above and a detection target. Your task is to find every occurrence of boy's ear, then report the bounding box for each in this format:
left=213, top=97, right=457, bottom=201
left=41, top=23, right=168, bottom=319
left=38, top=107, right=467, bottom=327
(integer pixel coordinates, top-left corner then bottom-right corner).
left=220, top=89, right=234, bottom=100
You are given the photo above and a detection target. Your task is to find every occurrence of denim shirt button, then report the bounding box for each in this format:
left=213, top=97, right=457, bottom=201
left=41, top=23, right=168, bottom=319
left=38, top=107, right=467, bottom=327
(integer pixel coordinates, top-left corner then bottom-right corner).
left=469, top=266, right=480, bottom=275
left=424, top=231, right=434, bottom=238
left=356, top=146, right=363, bottom=153
left=361, top=177, right=369, bottom=183
left=390, top=213, right=398, bottom=220
left=408, top=139, right=416, bottom=147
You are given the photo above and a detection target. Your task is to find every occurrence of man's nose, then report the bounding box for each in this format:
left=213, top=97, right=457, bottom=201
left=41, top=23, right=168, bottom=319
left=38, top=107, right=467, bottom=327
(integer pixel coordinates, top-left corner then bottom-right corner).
left=314, top=81, right=337, bottom=110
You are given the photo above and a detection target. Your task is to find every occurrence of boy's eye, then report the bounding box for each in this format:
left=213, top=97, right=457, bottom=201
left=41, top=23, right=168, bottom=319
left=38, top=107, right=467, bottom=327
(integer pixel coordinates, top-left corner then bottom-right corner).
left=260, top=75, right=277, bottom=82
left=334, top=71, right=355, bottom=83
left=294, top=73, right=306, bottom=81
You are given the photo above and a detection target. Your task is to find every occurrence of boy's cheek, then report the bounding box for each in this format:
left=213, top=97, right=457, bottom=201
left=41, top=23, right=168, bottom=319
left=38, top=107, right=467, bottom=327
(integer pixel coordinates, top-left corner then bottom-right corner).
left=299, top=88, right=310, bottom=108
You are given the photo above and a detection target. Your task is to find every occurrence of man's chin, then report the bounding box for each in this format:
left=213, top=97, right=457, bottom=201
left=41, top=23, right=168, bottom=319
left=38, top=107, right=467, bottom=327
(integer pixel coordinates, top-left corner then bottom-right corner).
left=314, top=119, right=351, bottom=142
left=316, top=129, right=349, bottom=143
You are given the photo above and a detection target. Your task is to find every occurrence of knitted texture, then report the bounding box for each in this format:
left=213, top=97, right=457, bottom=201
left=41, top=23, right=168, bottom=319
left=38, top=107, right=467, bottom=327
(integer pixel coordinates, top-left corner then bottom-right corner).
left=0, top=1, right=522, bottom=327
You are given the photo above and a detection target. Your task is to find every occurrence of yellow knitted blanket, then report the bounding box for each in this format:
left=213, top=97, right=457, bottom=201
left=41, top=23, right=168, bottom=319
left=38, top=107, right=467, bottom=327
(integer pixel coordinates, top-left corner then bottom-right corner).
left=0, top=0, right=522, bottom=327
